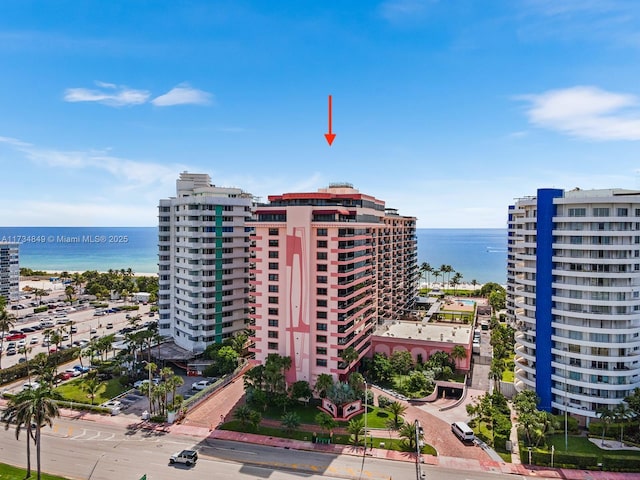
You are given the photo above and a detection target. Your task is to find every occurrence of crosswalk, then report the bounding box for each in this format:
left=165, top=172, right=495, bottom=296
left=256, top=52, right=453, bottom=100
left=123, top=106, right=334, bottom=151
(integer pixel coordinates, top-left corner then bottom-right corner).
left=47, top=424, right=161, bottom=443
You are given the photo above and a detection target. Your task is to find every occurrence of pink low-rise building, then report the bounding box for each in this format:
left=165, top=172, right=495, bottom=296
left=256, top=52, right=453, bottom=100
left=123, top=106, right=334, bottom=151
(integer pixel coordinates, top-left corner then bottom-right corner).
left=370, top=321, right=472, bottom=372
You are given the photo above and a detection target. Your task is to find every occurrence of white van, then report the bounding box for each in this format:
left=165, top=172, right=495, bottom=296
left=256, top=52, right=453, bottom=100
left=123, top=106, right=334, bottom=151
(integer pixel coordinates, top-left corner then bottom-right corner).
left=451, top=422, right=475, bottom=442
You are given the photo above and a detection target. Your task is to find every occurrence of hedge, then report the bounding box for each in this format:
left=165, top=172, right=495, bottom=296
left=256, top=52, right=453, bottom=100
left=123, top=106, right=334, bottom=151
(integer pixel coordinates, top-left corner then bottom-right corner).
left=521, top=447, right=598, bottom=469
left=602, top=454, right=640, bottom=471
left=0, top=347, right=82, bottom=385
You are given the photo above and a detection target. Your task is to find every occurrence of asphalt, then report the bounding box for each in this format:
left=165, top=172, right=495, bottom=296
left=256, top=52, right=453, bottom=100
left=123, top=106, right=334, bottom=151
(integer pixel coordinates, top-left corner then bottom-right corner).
left=3, top=373, right=627, bottom=480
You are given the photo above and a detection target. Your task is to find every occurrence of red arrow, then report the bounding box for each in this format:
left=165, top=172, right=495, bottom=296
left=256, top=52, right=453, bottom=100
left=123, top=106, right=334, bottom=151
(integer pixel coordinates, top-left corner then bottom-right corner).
left=324, top=95, right=336, bottom=146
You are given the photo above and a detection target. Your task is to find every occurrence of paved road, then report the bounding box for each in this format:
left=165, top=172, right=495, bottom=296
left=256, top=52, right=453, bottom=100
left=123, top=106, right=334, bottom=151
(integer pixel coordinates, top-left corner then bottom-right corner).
left=0, top=415, right=537, bottom=480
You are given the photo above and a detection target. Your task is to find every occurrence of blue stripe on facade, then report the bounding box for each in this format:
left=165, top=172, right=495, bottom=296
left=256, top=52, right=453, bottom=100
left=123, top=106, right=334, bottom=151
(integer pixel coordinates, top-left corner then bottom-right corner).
left=535, top=188, right=563, bottom=412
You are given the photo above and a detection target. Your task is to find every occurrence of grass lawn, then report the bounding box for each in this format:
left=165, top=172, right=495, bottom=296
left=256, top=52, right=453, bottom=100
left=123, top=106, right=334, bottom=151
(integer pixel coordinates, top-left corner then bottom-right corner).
left=352, top=406, right=396, bottom=428
left=262, top=403, right=324, bottom=424
left=0, top=462, right=70, bottom=480
left=221, top=420, right=437, bottom=454
left=545, top=434, right=640, bottom=459
left=55, top=377, right=129, bottom=405
left=502, top=370, right=514, bottom=382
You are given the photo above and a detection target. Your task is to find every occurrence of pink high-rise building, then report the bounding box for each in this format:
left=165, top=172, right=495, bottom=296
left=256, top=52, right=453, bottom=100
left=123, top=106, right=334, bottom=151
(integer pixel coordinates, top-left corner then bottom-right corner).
left=250, top=183, right=417, bottom=384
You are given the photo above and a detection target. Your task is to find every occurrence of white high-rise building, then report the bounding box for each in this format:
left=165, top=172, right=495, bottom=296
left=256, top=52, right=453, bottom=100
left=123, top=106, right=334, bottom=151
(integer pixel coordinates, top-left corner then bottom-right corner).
left=509, top=188, right=640, bottom=425
left=158, top=172, right=254, bottom=353
left=0, top=242, right=19, bottom=303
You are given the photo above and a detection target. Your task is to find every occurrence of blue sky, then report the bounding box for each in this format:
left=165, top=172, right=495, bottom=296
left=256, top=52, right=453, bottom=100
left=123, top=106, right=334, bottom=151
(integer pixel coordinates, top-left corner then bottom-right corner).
left=2, top=0, right=640, bottom=228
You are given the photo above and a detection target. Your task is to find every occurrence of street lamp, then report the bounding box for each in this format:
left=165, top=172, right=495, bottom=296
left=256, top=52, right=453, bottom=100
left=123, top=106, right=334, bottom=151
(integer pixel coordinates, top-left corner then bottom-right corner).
left=142, top=360, right=153, bottom=414
left=414, top=419, right=423, bottom=480
left=363, top=382, right=368, bottom=456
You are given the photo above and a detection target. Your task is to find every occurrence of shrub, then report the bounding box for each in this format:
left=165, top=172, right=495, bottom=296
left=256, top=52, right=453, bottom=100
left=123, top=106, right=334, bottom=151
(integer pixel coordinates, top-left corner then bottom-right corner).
left=378, top=395, right=391, bottom=408
left=602, top=454, right=640, bottom=472
left=34, top=306, right=48, bottom=313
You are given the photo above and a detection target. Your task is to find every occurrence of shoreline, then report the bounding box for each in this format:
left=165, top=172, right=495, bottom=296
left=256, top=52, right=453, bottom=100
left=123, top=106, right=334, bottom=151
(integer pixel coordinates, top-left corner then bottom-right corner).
left=21, top=269, right=158, bottom=278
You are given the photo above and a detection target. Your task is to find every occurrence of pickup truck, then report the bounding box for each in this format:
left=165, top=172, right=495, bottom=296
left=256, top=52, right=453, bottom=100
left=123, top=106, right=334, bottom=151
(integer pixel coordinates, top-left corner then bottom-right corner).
left=169, top=449, right=198, bottom=466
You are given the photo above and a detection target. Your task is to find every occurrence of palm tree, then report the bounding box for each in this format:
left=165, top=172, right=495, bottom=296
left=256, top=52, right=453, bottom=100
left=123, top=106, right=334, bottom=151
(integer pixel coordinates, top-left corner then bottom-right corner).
left=167, top=375, right=184, bottom=411
left=471, top=279, right=478, bottom=292
left=314, top=373, right=334, bottom=398
left=451, top=272, right=463, bottom=296
left=432, top=270, right=441, bottom=288
left=386, top=401, right=407, bottom=428
left=419, top=262, right=432, bottom=288
left=347, top=417, right=365, bottom=446
left=399, top=421, right=418, bottom=451
left=281, top=411, right=301, bottom=433
left=614, top=403, right=633, bottom=444
left=2, top=385, right=61, bottom=480
left=450, top=345, right=467, bottom=371
left=340, top=346, right=359, bottom=371
left=597, top=407, right=615, bottom=446
left=0, top=305, right=16, bottom=369
left=82, top=374, right=103, bottom=405
left=315, top=412, right=338, bottom=437
left=234, top=405, right=252, bottom=427
left=489, top=359, right=504, bottom=393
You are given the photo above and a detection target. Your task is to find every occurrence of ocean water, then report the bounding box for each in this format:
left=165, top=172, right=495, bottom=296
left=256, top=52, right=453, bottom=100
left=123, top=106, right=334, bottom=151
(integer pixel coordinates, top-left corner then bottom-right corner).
left=0, top=227, right=507, bottom=283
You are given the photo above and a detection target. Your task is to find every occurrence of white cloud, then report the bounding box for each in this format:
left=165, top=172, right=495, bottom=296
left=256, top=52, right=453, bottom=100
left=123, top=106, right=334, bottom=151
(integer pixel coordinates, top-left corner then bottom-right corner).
left=0, top=136, right=185, bottom=188
left=64, top=81, right=150, bottom=107
left=518, top=86, right=640, bottom=141
left=378, top=0, right=437, bottom=21
left=151, top=84, right=213, bottom=106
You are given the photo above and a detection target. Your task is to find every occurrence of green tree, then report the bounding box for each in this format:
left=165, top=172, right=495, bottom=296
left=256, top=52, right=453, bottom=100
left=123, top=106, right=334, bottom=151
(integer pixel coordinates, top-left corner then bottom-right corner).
left=407, top=370, right=428, bottom=393
left=597, top=407, right=616, bottom=445
left=2, top=385, right=61, bottom=480
left=281, top=411, right=301, bottom=433
left=289, top=380, right=313, bottom=403
left=0, top=303, right=16, bottom=369
left=386, top=401, right=407, bottom=428
left=314, top=373, right=334, bottom=398
left=249, top=410, right=262, bottom=431
left=340, top=346, right=359, bottom=370
left=420, top=262, right=432, bottom=288
left=64, top=285, right=75, bottom=303
left=216, top=346, right=239, bottom=375
left=489, top=289, right=506, bottom=312
left=398, top=421, right=418, bottom=451
left=347, top=417, right=365, bottom=446
left=234, top=405, right=252, bottom=427
left=451, top=271, right=463, bottom=295
left=390, top=350, right=414, bottom=375
left=315, top=412, right=338, bottom=436
left=450, top=345, right=467, bottom=370
left=81, top=374, right=103, bottom=405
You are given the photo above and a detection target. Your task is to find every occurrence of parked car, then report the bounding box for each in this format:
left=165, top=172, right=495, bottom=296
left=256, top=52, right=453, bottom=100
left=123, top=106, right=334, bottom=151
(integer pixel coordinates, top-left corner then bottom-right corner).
left=106, top=322, right=113, bottom=329
left=29, top=337, right=39, bottom=345
left=73, top=365, right=90, bottom=373
left=191, top=380, right=212, bottom=391
left=56, top=372, right=73, bottom=381
left=23, top=381, right=40, bottom=390
left=169, top=450, right=198, bottom=466
left=6, top=348, right=17, bottom=356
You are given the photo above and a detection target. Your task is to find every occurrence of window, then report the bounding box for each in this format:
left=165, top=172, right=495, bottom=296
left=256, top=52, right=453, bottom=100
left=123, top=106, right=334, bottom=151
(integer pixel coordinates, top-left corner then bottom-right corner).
left=268, top=296, right=279, bottom=304
left=317, top=264, right=328, bottom=272
left=317, top=323, right=327, bottom=331
left=268, top=319, right=278, bottom=327
left=593, top=207, right=610, bottom=217
left=316, top=359, right=327, bottom=367
left=269, top=262, right=279, bottom=270
left=268, top=331, right=278, bottom=338
left=618, top=208, right=629, bottom=217
left=317, top=228, right=328, bottom=237
left=269, top=251, right=279, bottom=258
left=268, top=273, right=279, bottom=281
left=317, top=299, right=327, bottom=307
left=317, top=252, right=328, bottom=260
left=568, top=208, right=586, bottom=217
left=268, top=239, right=279, bottom=247
left=316, top=347, right=327, bottom=355
left=268, top=342, right=278, bottom=350
left=317, top=275, right=327, bottom=284
left=317, top=240, right=327, bottom=248
left=268, top=308, right=279, bottom=315
left=316, top=335, right=327, bottom=343
left=317, top=311, right=327, bottom=319
left=268, top=285, right=279, bottom=293
left=317, top=288, right=327, bottom=295
left=269, top=228, right=279, bottom=235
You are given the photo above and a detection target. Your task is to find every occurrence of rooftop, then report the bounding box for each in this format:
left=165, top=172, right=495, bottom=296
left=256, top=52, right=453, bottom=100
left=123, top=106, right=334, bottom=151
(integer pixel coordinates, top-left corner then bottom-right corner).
left=375, top=321, right=471, bottom=344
